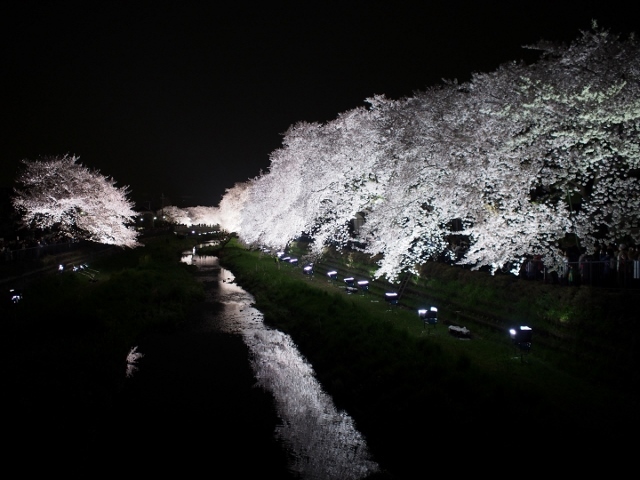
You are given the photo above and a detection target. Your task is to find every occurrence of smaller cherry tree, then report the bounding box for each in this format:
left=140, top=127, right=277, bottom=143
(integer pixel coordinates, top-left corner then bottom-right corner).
left=12, top=154, right=140, bottom=247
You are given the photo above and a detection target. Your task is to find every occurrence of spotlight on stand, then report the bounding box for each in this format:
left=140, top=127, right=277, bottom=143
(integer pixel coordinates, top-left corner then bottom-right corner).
left=509, top=325, right=532, bottom=347
left=327, top=270, right=338, bottom=281
left=303, top=264, right=314, bottom=275
left=418, top=306, right=438, bottom=332
left=385, top=292, right=399, bottom=306
left=509, top=325, right=532, bottom=361
left=344, top=276, right=358, bottom=294
left=357, top=280, right=369, bottom=293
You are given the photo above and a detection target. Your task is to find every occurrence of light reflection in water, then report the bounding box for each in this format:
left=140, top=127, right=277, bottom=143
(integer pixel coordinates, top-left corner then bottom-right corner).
left=185, top=252, right=379, bottom=480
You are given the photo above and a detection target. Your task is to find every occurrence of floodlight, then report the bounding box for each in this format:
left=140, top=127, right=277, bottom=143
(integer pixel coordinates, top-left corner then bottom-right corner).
left=427, top=309, right=437, bottom=325
left=327, top=271, right=338, bottom=280
left=510, top=325, right=532, bottom=352
left=303, top=264, right=314, bottom=275
left=419, top=306, right=438, bottom=327
left=344, top=277, right=355, bottom=287
left=509, top=325, right=532, bottom=343
left=357, top=280, right=369, bottom=291
left=385, top=292, right=399, bottom=305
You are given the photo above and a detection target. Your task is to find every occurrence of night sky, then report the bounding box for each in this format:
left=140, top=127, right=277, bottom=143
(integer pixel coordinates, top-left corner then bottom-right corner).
left=1, top=1, right=636, bottom=209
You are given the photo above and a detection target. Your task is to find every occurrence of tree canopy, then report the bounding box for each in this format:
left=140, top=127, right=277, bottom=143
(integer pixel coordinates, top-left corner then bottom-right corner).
left=195, top=25, right=640, bottom=281
left=12, top=154, right=140, bottom=248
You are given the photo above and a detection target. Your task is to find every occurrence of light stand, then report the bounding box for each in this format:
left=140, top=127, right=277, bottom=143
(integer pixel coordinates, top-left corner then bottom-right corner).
left=509, top=325, right=532, bottom=363
left=418, top=306, right=438, bottom=333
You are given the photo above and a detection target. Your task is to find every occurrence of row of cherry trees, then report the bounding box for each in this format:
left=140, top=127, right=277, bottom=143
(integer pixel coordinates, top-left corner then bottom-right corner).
left=21, top=26, right=635, bottom=280
left=208, top=25, right=640, bottom=282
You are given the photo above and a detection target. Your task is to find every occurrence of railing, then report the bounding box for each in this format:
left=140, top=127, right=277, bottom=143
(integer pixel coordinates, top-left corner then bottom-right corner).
left=520, top=258, right=640, bottom=288
left=1, top=240, right=81, bottom=263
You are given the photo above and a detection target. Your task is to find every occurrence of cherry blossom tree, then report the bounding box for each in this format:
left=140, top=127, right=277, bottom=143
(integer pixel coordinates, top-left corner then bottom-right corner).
left=161, top=205, right=194, bottom=226
left=281, top=108, right=385, bottom=255
left=238, top=127, right=313, bottom=247
left=236, top=107, right=386, bottom=256
left=221, top=24, right=640, bottom=281
left=12, top=154, right=140, bottom=247
left=162, top=205, right=222, bottom=228
left=216, top=181, right=252, bottom=234
left=187, top=205, right=221, bottom=227
left=502, top=24, right=640, bottom=257
left=447, top=65, right=574, bottom=274
left=370, top=26, right=638, bottom=277
left=152, top=183, right=249, bottom=236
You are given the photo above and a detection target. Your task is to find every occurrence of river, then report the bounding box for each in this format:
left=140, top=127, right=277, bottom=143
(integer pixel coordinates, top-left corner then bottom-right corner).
left=113, top=248, right=379, bottom=478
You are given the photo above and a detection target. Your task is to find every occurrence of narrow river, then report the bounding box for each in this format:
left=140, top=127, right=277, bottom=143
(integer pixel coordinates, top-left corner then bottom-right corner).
left=115, top=248, right=379, bottom=479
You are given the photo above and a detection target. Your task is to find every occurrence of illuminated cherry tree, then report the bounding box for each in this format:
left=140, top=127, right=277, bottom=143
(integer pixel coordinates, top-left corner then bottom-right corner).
left=300, top=106, right=387, bottom=252
left=238, top=128, right=312, bottom=247
left=216, top=181, right=252, bottom=234
left=187, top=205, right=222, bottom=226
left=500, top=25, right=640, bottom=256
left=221, top=24, right=640, bottom=281
left=161, top=205, right=193, bottom=226
left=162, top=205, right=221, bottom=227
left=364, top=86, right=510, bottom=279
left=236, top=107, right=387, bottom=256
left=12, top=154, right=140, bottom=247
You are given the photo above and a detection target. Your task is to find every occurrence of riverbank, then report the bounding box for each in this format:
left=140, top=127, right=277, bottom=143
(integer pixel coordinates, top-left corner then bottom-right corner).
left=3, top=233, right=637, bottom=477
left=212, top=238, right=639, bottom=478
left=0, top=234, right=217, bottom=471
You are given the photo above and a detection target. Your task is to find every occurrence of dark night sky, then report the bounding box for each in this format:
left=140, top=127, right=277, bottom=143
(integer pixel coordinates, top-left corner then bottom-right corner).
left=1, top=1, right=636, bottom=208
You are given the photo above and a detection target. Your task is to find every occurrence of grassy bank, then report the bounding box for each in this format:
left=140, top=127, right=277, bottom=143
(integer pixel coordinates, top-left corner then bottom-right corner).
left=4, top=233, right=637, bottom=476
left=1, top=233, right=208, bottom=447
left=212, top=238, right=639, bottom=478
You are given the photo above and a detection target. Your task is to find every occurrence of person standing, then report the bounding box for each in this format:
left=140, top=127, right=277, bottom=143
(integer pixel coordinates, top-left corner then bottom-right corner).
left=578, top=248, right=589, bottom=286
left=617, top=245, right=628, bottom=287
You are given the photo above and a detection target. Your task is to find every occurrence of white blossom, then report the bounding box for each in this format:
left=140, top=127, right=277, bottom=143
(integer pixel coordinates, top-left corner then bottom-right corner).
left=218, top=25, right=640, bottom=281
left=12, top=154, right=140, bottom=248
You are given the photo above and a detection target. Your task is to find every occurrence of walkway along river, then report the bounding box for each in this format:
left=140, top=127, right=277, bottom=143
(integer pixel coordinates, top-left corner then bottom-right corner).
left=113, top=247, right=379, bottom=479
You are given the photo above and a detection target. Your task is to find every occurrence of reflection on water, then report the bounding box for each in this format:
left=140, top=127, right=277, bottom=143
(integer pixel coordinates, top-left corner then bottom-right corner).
left=184, top=251, right=379, bottom=480
left=181, top=252, right=219, bottom=267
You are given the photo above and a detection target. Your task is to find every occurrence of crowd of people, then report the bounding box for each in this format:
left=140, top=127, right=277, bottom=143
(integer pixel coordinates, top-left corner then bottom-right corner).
left=522, top=244, right=640, bottom=288
left=442, top=238, right=640, bottom=289
left=1, top=235, right=78, bottom=262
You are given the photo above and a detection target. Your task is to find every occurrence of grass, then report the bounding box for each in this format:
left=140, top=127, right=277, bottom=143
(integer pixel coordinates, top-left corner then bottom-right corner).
left=1, top=233, right=208, bottom=443
left=3, top=233, right=638, bottom=477
left=211, top=238, right=640, bottom=477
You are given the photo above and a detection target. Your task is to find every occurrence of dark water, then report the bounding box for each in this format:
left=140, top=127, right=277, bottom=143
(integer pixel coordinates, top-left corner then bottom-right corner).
left=110, top=250, right=378, bottom=478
